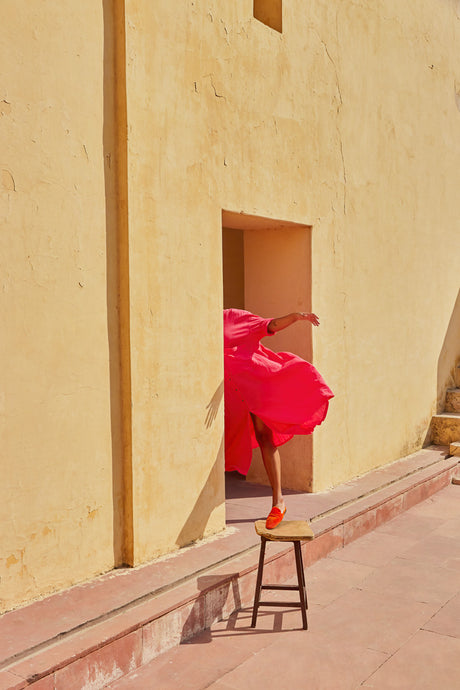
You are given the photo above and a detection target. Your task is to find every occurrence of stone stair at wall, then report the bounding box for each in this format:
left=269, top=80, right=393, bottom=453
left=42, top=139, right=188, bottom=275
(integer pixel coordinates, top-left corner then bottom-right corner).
left=430, top=387, right=460, bottom=454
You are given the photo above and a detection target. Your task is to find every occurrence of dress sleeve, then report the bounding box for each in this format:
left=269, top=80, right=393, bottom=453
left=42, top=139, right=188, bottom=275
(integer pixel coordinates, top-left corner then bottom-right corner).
left=224, top=309, right=274, bottom=347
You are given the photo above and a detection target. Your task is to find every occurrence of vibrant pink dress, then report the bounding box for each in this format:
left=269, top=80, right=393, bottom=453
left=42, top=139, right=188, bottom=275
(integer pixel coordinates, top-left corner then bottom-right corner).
left=224, top=308, right=334, bottom=475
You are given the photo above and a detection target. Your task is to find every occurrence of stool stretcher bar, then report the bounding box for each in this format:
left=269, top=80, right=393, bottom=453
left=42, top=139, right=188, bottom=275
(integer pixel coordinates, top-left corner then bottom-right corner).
left=251, top=538, right=309, bottom=630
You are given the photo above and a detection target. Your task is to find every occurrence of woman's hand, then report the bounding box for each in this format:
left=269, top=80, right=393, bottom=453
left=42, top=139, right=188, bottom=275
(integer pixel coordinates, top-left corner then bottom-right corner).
left=268, top=311, right=320, bottom=333
left=297, top=312, right=320, bottom=326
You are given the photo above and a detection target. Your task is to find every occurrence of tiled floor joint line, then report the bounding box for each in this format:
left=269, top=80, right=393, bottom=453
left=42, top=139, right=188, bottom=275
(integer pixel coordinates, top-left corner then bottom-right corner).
left=1, top=446, right=457, bottom=690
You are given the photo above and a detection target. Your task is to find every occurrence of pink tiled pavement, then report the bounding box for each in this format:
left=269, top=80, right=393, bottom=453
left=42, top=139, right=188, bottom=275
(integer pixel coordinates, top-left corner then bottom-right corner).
left=362, top=630, right=460, bottom=689
left=0, top=449, right=452, bottom=664
left=1, top=448, right=456, bottom=689
left=108, top=483, right=460, bottom=690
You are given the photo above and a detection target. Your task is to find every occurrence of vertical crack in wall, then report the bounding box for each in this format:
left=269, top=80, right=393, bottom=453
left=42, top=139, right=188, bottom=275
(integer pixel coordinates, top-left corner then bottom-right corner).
left=314, top=23, right=347, bottom=216
left=313, top=17, right=351, bottom=467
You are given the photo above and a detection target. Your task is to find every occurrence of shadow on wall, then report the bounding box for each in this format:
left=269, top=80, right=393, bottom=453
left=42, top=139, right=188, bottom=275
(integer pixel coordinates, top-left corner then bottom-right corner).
left=205, top=380, right=224, bottom=429
left=175, top=380, right=226, bottom=548
left=175, top=437, right=225, bottom=548
left=103, top=0, right=132, bottom=567
left=437, top=289, right=460, bottom=413
left=180, top=574, right=242, bottom=644
left=176, top=380, right=225, bottom=547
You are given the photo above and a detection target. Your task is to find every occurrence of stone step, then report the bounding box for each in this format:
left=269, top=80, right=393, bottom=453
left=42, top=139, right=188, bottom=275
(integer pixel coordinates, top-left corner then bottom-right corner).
left=449, top=441, right=460, bottom=457
left=430, top=413, right=460, bottom=445
left=445, top=388, right=460, bottom=413
left=0, top=447, right=456, bottom=690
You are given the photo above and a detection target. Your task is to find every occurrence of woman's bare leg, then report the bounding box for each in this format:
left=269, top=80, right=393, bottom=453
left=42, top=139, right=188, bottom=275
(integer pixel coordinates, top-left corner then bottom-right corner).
left=251, top=414, right=285, bottom=511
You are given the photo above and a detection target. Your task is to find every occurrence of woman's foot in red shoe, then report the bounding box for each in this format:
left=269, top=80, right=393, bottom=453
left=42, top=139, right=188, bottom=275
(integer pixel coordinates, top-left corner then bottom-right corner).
left=265, top=505, right=287, bottom=529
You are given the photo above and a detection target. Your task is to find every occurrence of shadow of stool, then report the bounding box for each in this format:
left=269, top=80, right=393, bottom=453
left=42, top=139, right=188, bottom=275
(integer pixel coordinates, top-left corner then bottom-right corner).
left=251, top=519, right=314, bottom=630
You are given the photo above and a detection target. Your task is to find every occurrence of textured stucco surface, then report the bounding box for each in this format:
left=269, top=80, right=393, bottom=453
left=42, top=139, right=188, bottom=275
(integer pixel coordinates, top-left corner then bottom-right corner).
left=1, top=0, right=460, bottom=611
left=0, top=2, right=114, bottom=609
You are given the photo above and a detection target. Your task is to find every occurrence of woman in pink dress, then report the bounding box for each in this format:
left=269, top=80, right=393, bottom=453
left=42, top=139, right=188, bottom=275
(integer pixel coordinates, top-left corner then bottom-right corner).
left=224, top=308, right=333, bottom=528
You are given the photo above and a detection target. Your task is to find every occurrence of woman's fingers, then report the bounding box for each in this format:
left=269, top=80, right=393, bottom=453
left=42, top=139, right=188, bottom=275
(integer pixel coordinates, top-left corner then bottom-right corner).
left=300, top=312, right=320, bottom=326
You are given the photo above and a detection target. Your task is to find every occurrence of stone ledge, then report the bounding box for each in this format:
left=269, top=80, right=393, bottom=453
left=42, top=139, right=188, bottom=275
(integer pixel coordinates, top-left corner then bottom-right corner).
left=0, top=447, right=457, bottom=690
left=430, top=413, right=460, bottom=445
left=449, top=441, right=460, bottom=457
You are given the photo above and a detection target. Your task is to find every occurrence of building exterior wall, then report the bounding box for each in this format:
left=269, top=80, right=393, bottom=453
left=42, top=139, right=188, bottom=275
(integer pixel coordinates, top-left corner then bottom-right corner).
left=1, top=0, right=459, bottom=611
left=0, top=2, right=115, bottom=610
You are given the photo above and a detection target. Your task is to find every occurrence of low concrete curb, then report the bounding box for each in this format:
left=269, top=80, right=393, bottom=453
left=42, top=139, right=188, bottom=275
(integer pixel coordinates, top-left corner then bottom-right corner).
left=0, top=448, right=457, bottom=690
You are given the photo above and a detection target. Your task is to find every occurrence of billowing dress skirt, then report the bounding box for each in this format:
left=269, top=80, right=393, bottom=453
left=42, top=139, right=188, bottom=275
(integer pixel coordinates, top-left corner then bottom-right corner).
left=224, top=308, right=334, bottom=475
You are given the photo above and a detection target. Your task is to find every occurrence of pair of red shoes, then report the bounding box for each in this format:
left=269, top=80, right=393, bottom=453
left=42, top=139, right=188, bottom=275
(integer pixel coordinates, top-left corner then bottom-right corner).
left=265, top=505, right=286, bottom=529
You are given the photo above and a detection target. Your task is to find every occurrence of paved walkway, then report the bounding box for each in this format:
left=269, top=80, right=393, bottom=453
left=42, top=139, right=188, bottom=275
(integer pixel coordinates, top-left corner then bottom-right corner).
left=109, top=482, right=460, bottom=689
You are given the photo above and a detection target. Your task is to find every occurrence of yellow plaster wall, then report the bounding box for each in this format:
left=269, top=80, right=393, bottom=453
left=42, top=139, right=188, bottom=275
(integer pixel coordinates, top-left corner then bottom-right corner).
left=127, top=0, right=460, bottom=506
left=309, top=0, right=460, bottom=488
left=123, top=1, right=227, bottom=564
left=1, top=0, right=460, bottom=610
left=0, top=2, right=115, bottom=610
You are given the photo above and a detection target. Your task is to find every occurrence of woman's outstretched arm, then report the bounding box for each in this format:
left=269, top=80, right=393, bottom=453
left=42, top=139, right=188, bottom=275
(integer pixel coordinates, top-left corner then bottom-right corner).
left=268, top=312, right=320, bottom=333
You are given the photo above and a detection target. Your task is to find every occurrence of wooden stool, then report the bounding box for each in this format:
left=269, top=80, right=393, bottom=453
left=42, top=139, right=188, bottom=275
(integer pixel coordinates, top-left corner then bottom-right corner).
left=251, top=519, right=314, bottom=630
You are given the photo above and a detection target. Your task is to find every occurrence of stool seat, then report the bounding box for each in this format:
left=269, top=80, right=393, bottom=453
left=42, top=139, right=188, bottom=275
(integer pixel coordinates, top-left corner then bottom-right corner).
left=254, top=519, right=314, bottom=541
left=251, top=519, right=314, bottom=630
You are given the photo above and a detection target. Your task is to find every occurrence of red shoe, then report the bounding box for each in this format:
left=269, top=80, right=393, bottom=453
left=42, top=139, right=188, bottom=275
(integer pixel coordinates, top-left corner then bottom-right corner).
left=265, top=506, right=286, bottom=529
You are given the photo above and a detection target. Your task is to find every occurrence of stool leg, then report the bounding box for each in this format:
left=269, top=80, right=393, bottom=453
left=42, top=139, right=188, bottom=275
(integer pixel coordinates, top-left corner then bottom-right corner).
left=294, top=541, right=308, bottom=630
left=298, top=543, right=309, bottom=611
left=251, top=537, right=266, bottom=628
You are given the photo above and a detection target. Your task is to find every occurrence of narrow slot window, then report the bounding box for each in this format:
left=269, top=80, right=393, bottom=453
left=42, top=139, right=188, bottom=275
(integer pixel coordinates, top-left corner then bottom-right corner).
left=253, top=0, right=282, bottom=33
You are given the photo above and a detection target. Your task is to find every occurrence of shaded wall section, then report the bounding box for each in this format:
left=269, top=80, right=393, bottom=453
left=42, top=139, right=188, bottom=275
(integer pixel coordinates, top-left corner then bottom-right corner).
left=437, top=290, right=460, bottom=412
left=222, top=228, right=245, bottom=310
left=103, top=0, right=134, bottom=567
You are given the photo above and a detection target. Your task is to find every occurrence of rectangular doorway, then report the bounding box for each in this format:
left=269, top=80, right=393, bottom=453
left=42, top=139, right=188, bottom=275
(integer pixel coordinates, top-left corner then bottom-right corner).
left=222, top=210, right=313, bottom=492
